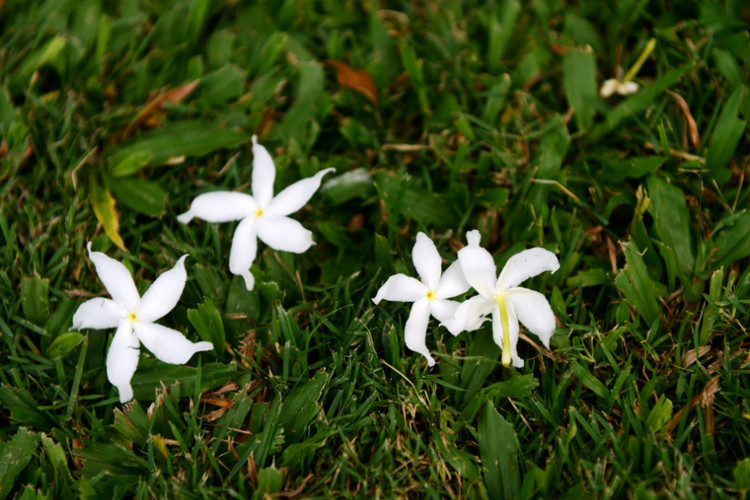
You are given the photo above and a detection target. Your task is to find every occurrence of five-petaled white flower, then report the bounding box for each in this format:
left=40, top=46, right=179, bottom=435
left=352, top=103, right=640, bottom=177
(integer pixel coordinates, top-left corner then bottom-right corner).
left=72, top=243, right=213, bottom=403
left=444, top=230, right=559, bottom=368
left=178, top=135, right=334, bottom=290
left=372, top=232, right=470, bottom=366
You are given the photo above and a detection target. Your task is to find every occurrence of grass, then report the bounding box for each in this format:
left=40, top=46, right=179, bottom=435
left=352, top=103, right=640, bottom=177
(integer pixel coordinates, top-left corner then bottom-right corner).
left=1, top=0, right=750, bottom=498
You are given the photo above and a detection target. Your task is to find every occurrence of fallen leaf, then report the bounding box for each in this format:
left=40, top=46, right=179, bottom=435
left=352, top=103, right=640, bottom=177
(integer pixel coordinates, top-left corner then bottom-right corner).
left=325, top=60, right=378, bottom=105
left=667, top=89, right=700, bottom=149
left=665, top=375, right=720, bottom=436
left=117, top=80, right=199, bottom=141
left=682, top=345, right=711, bottom=367
left=202, top=407, right=228, bottom=421
left=89, top=175, right=127, bottom=251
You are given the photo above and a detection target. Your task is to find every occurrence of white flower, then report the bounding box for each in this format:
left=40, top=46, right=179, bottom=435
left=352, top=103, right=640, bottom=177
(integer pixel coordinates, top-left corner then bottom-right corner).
left=444, top=230, right=559, bottom=368
left=72, top=243, right=213, bottom=403
left=600, top=38, right=655, bottom=99
left=178, top=135, right=334, bottom=290
left=599, top=78, right=639, bottom=98
left=372, top=232, right=471, bottom=366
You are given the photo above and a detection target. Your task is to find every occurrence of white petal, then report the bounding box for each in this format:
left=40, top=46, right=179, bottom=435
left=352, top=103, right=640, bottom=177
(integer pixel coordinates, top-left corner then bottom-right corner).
left=72, top=298, right=126, bottom=330
left=264, top=168, right=335, bottom=217
left=228, top=217, right=257, bottom=291
left=619, top=81, right=639, bottom=95
left=411, top=232, right=442, bottom=291
left=428, top=298, right=459, bottom=325
left=106, top=322, right=140, bottom=403
left=251, top=135, right=276, bottom=208
left=507, top=288, right=556, bottom=348
left=404, top=298, right=435, bottom=366
left=133, top=322, right=213, bottom=364
left=87, top=242, right=140, bottom=312
left=176, top=192, right=256, bottom=224
left=137, top=255, right=187, bottom=323
left=457, top=232, right=497, bottom=297
left=442, top=295, right=493, bottom=336
left=466, top=230, right=482, bottom=246
left=372, top=274, right=428, bottom=304
left=599, top=78, right=619, bottom=98
left=497, top=247, right=559, bottom=290
left=256, top=216, right=313, bottom=253
left=435, top=260, right=470, bottom=299
left=491, top=305, right=523, bottom=368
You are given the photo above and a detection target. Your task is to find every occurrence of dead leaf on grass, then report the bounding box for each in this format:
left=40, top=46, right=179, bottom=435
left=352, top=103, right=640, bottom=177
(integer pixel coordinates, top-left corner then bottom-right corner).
left=667, top=89, right=700, bottom=149
left=325, top=60, right=378, bottom=105
left=117, top=80, right=199, bottom=141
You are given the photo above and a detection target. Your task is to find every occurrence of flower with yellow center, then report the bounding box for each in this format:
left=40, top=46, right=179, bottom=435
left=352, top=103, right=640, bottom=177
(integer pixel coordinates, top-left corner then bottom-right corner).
left=72, top=243, right=213, bottom=403
left=178, top=135, right=335, bottom=290
left=372, top=232, right=470, bottom=366
left=443, top=231, right=559, bottom=367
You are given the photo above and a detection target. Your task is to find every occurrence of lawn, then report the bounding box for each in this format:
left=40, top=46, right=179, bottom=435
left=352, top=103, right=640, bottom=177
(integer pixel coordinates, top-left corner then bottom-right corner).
left=1, top=0, right=750, bottom=498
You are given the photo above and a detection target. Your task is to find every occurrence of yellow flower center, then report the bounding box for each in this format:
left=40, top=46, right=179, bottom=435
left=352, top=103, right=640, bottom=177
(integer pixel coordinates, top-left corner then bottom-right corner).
left=255, top=208, right=264, bottom=218
left=496, top=293, right=511, bottom=367
left=426, top=290, right=436, bottom=301
left=127, top=312, right=137, bottom=323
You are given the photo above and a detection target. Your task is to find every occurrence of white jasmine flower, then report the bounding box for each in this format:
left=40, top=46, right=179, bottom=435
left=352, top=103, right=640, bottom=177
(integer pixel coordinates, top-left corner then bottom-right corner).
left=372, top=232, right=470, bottom=366
left=600, top=38, right=655, bottom=99
left=72, top=243, right=213, bottom=403
left=599, top=78, right=640, bottom=98
left=444, top=230, right=559, bottom=368
left=178, top=135, right=334, bottom=290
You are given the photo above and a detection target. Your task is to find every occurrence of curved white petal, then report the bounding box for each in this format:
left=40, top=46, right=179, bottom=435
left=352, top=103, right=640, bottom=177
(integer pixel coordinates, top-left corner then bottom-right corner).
left=466, top=230, right=482, bottom=247
left=87, top=242, right=140, bottom=312
left=176, top=191, right=256, bottom=224
left=412, top=232, right=442, bottom=291
left=134, top=322, right=213, bottom=364
left=457, top=232, right=497, bottom=297
left=251, top=135, right=276, bottom=208
left=372, top=274, right=428, bottom=304
left=442, top=295, right=493, bottom=336
left=428, top=298, right=459, bottom=325
left=497, top=247, right=559, bottom=290
left=599, top=78, right=619, bottom=98
left=404, top=298, right=435, bottom=366
left=256, top=216, right=313, bottom=253
left=619, top=81, right=640, bottom=95
left=491, top=305, right=523, bottom=368
left=106, top=322, right=140, bottom=403
left=72, top=298, right=126, bottom=330
left=436, top=260, right=470, bottom=299
left=507, top=288, right=556, bottom=348
left=137, top=255, right=188, bottom=323
left=264, top=168, right=335, bottom=217
left=228, top=217, right=257, bottom=291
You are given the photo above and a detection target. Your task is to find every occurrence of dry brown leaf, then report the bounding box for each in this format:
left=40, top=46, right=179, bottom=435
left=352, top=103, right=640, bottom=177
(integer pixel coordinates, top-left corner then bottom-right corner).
left=274, top=474, right=313, bottom=498
left=325, top=60, right=378, bottom=105
left=665, top=375, right=720, bottom=436
left=204, top=381, right=240, bottom=397
left=682, top=345, right=711, bottom=368
left=202, top=407, right=229, bottom=422
left=202, top=398, right=233, bottom=408
left=117, top=80, right=199, bottom=141
left=668, top=89, right=700, bottom=149
left=381, top=143, right=432, bottom=152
